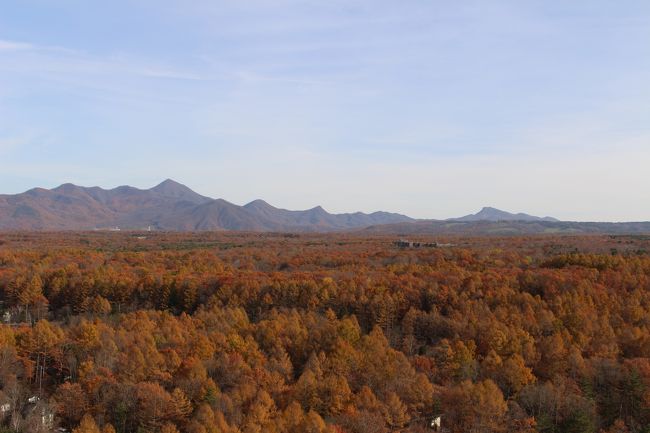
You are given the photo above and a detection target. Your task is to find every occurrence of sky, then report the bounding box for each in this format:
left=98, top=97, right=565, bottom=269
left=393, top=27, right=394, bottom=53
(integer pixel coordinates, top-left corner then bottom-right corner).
left=1, top=0, right=649, bottom=221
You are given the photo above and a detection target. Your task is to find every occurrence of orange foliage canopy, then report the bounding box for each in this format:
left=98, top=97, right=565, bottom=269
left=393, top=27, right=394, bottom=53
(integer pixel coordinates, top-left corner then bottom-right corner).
left=0, top=232, right=649, bottom=433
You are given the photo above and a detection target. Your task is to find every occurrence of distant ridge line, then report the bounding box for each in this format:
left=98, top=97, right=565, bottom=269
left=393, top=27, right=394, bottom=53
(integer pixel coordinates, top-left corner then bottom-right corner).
left=2, top=180, right=648, bottom=234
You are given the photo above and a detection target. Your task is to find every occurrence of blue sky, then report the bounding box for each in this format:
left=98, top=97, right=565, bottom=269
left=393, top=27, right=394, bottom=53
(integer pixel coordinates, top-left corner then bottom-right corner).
left=1, top=0, right=649, bottom=221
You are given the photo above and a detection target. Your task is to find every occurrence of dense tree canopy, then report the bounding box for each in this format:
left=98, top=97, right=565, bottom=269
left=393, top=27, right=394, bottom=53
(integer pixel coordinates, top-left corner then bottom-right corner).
left=0, top=232, right=649, bottom=432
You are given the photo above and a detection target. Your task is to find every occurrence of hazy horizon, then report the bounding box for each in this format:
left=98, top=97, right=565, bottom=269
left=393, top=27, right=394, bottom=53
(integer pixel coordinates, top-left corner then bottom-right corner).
left=1, top=1, right=649, bottom=221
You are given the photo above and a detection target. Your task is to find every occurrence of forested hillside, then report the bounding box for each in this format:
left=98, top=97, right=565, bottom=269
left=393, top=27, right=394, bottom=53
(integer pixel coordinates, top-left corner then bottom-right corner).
left=0, top=232, right=649, bottom=433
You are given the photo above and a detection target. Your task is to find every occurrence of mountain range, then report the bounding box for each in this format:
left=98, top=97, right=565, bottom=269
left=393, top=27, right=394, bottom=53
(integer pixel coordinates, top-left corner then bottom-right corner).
left=2, top=180, right=649, bottom=234
left=0, top=180, right=413, bottom=231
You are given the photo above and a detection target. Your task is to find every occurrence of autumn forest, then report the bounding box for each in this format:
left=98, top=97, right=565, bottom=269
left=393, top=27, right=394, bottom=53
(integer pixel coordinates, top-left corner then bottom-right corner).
left=1, top=232, right=649, bottom=433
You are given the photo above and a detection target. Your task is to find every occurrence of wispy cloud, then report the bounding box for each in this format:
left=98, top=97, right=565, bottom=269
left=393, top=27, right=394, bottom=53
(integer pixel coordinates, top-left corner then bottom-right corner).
left=0, top=135, right=27, bottom=153
left=0, top=130, right=53, bottom=159
left=0, top=38, right=208, bottom=82
left=135, top=68, right=205, bottom=81
left=0, top=38, right=215, bottom=111
left=0, top=39, right=34, bottom=51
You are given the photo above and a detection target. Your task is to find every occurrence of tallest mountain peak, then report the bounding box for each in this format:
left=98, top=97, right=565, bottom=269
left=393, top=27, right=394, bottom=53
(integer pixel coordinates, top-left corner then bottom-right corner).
left=153, top=178, right=184, bottom=189
left=150, top=179, right=212, bottom=204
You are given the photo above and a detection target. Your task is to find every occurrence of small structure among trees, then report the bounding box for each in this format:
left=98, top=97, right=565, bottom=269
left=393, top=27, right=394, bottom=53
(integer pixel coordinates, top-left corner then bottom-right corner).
left=394, top=239, right=438, bottom=248
left=430, top=415, right=442, bottom=430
